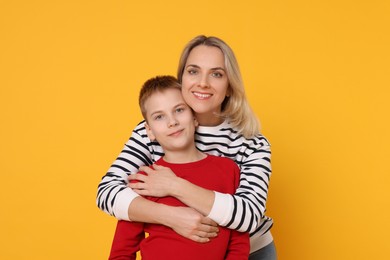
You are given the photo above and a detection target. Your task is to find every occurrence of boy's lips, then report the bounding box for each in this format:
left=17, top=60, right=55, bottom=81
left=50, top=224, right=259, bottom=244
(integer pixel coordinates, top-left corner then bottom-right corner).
left=168, top=129, right=184, bottom=137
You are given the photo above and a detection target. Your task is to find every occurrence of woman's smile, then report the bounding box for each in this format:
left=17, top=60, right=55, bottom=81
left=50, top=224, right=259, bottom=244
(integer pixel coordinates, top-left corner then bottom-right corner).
left=192, top=91, right=213, bottom=100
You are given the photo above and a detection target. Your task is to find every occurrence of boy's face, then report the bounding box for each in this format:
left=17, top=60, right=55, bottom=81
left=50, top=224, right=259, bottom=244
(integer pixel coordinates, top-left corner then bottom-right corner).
left=145, top=88, right=198, bottom=152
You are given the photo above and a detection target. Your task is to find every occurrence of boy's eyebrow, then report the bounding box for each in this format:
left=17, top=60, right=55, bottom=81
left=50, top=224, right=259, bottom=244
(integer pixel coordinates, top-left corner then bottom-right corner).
left=186, top=64, right=226, bottom=71
left=149, top=110, right=162, bottom=117
left=149, top=102, right=188, bottom=117
left=174, top=102, right=187, bottom=107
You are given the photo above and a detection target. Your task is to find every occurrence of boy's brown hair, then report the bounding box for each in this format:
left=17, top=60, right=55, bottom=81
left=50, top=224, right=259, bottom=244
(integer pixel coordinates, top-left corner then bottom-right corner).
left=138, top=75, right=181, bottom=120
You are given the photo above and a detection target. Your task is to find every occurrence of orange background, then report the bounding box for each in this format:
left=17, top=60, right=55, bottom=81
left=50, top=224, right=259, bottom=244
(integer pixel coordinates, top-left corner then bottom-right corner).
left=1, top=1, right=389, bottom=259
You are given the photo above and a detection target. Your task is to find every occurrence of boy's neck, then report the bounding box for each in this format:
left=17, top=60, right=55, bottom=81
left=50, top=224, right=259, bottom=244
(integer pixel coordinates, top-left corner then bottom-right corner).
left=163, top=148, right=206, bottom=164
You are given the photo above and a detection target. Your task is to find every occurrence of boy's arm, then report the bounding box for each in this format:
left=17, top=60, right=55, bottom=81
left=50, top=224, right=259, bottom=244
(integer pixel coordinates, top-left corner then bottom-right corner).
left=224, top=230, right=250, bottom=260
left=109, top=220, right=145, bottom=260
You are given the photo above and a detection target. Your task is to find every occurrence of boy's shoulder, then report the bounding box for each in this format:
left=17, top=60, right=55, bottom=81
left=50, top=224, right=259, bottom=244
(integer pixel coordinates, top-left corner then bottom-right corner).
left=207, top=154, right=238, bottom=167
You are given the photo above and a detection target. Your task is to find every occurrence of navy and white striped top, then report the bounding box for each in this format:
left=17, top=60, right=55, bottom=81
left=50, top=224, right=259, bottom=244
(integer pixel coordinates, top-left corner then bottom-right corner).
left=97, top=119, right=273, bottom=249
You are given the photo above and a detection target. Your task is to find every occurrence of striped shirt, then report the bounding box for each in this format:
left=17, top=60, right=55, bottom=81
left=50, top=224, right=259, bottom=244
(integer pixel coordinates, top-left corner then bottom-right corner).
left=97, top=120, right=273, bottom=249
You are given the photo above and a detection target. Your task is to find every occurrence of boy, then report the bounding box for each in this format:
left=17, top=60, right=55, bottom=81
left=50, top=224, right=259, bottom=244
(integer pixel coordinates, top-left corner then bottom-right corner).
left=108, top=76, right=249, bottom=260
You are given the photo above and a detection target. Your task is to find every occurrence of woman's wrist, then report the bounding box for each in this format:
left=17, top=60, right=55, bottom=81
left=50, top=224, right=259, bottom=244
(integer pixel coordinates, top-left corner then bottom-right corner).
left=169, top=176, right=189, bottom=198
left=128, top=196, right=172, bottom=224
left=170, top=178, right=215, bottom=216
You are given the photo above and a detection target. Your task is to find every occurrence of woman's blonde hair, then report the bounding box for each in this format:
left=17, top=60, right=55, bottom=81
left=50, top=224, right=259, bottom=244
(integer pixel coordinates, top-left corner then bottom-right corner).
left=177, top=35, right=260, bottom=138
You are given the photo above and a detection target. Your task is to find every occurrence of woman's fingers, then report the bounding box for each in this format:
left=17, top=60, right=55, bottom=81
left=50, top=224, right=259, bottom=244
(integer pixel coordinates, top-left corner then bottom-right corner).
left=189, top=227, right=219, bottom=243
left=201, top=217, right=218, bottom=227
left=139, top=165, right=155, bottom=174
left=167, top=207, right=220, bottom=243
left=128, top=173, right=147, bottom=182
left=196, top=229, right=218, bottom=239
left=198, top=218, right=219, bottom=238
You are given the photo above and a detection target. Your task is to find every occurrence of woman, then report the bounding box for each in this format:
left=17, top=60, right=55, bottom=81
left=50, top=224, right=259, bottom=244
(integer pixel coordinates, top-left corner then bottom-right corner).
left=97, top=35, right=276, bottom=259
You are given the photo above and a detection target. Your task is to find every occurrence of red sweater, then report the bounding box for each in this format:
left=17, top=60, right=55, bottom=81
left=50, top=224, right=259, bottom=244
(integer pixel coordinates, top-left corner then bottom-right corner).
left=109, top=155, right=249, bottom=260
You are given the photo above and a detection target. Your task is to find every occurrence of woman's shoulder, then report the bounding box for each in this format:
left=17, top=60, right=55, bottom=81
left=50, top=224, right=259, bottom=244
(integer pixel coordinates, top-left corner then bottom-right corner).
left=196, top=120, right=270, bottom=147
left=133, top=120, right=147, bottom=133
left=128, top=120, right=152, bottom=144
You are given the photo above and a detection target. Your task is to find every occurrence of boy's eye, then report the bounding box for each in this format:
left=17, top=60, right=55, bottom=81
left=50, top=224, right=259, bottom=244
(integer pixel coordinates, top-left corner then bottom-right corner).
left=154, top=114, right=163, bottom=120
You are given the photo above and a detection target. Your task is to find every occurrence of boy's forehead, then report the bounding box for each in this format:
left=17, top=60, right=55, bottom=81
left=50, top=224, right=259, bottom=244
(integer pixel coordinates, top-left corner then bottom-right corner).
left=145, top=88, right=185, bottom=111
left=148, top=88, right=182, bottom=102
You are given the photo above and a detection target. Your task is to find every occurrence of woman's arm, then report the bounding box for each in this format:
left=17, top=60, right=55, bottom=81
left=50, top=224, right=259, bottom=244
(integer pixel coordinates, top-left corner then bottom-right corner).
left=96, top=121, right=153, bottom=220
left=208, top=138, right=272, bottom=233
left=129, top=164, right=215, bottom=216
left=127, top=166, right=219, bottom=242
left=129, top=196, right=218, bottom=242
left=96, top=121, right=218, bottom=241
left=128, top=134, right=272, bottom=233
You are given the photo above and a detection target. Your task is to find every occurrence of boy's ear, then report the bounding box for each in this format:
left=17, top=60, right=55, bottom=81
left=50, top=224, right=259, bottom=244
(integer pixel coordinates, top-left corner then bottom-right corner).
left=145, top=122, right=156, bottom=141
left=194, top=117, right=199, bottom=127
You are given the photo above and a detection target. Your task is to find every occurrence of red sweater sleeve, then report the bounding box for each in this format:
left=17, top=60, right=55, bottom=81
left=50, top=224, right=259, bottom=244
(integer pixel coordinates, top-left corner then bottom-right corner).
left=224, top=230, right=250, bottom=260
left=108, top=220, right=145, bottom=260
left=109, top=172, right=149, bottom=259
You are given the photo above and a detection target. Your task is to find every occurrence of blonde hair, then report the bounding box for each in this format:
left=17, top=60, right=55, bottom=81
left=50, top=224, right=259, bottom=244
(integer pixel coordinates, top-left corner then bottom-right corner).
left=177, top=35, right=260, bottom=138
left=138, top=75, right=181, bottom=121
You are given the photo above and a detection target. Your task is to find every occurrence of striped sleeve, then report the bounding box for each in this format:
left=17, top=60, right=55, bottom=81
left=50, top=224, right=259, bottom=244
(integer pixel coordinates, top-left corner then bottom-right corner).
left=203, top=129, right=272, bottom=235
left=96, top=121, right=155, bottom=220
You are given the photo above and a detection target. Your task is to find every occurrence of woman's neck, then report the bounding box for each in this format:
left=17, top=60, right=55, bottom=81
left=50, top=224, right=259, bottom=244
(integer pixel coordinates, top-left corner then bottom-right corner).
left=195, top=113, right=224, bottom=126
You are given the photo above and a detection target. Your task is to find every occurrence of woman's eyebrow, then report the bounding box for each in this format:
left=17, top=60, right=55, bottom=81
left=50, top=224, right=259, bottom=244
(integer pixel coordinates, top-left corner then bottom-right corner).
left=210, top=67, right=226, bottom=71
left=185, top=64, right=200, bottom=69
left=186, top=64, right=226, bottom=71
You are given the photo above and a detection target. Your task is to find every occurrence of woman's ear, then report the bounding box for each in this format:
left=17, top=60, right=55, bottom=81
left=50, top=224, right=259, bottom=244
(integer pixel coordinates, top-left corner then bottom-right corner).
left=226, top=86, right=232, bottom=97
left=145, top=122, right=156, bottom=141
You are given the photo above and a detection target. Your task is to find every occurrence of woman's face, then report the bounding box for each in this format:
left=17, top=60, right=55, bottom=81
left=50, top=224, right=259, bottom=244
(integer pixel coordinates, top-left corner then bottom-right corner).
left=181, top=45, right=229, bottom=126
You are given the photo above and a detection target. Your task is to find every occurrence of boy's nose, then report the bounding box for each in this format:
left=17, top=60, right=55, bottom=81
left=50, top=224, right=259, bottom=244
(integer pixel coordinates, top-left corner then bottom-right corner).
left=168, top=117, right=179, bottom=127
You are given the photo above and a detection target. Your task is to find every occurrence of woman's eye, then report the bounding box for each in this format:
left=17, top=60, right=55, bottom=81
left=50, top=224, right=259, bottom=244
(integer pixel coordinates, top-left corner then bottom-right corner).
left=187, top=69, right=197, bottom=75
left=212, top=71, right=223, bottom=78
left=176, top=107, right=184, bottom=113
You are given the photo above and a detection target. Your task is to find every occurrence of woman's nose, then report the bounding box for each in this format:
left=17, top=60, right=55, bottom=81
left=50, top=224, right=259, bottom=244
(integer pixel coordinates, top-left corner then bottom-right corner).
left=198, top=74, right=209, bottom=88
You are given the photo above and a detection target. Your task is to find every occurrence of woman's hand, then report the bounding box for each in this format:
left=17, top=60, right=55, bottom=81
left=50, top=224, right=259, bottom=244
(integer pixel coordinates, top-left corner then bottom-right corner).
left=129, top=164, right=215, bottom=216
left=128, top=197, right=219, bottom=243
left=127, top=165, right=219, bottom=242
left=165, top=206, right=219, bottom=243
left=128, top=164, right=178, bottom=197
